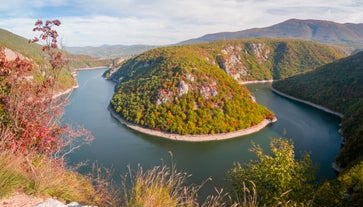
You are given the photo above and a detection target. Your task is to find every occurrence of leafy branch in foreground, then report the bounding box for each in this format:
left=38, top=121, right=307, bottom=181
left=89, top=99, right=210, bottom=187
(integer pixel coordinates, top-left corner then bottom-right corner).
left=227, top=138, right=316, bottom=206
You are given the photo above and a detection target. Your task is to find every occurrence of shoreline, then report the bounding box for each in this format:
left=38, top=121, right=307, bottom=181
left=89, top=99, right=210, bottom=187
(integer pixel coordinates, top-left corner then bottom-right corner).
left=240, top=79, right=274, bottom=85
left=108, top=105, right=277, bottom=142
left=271, top=87, right=345, bottom=172
left=52, top=83, right=79, bottom=99
left=271, top=87, right=343, bottom=118
left=75, top=66, right=109, bottom=71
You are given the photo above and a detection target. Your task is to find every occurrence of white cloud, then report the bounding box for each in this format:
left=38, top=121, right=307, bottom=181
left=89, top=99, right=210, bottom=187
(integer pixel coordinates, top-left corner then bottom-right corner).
left=0, top=0, right=363, bottom=46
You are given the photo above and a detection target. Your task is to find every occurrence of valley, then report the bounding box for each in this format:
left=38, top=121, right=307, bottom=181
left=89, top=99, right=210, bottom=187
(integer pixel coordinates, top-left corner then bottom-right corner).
left=1, top=15, right=363, bottom=206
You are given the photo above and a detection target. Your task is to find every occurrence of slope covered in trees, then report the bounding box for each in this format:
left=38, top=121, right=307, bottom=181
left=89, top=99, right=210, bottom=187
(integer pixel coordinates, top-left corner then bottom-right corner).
left=107, top=38, right=347, bottom=136
left=108, top=38, right=346, bottom=81
left=0, top=28, right=111, bottom=92
left=273, top=51, right=363, bottom=168
left=110, top=46, right=273, bottom=135
left=0, top=28, right=110, bottom=71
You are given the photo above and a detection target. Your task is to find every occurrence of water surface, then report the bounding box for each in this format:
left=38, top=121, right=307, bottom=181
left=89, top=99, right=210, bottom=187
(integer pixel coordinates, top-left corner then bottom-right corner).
left=64, top=69, right=341, bottom=194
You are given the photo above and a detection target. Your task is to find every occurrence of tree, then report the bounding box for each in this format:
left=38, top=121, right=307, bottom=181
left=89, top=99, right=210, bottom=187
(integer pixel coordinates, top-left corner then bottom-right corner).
left=0, top=19, right=92, bottom=158
left=227, top=138, right=316, bottom=206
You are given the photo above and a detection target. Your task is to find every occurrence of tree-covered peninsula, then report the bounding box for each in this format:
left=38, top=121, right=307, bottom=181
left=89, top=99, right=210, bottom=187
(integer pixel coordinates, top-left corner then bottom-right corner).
left=110, top=47, right=273, bottom=135
left=107, top=38, right=347, bottom=137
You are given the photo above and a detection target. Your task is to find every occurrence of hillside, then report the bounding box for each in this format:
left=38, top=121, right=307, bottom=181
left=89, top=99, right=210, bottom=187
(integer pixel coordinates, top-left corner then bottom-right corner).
left=0, top=28, right=111, bottom=70
left=272, top=51, right=363, bottom=168
left=65, top=44, right=158, bottom=58
left=109, top=46, right=274, bottom=136
left=108, top=38, right=347, bottom=82
left=180, top=19, right=363, bottom=48
left=107, top=38, right=347, bottom=136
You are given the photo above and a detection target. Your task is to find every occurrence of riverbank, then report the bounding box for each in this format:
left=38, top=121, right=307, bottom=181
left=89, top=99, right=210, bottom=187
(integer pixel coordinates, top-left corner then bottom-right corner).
left=271, top=87, right=345, bottom=172
left=271, top=87, right=343, bottom=118
left=75, top=66, right=109, bottom=71
left=240, top=79, right=274, bottom=85
left=52, top=83, right=79, bottom=99
left=108, top=105, right=277, bottom=142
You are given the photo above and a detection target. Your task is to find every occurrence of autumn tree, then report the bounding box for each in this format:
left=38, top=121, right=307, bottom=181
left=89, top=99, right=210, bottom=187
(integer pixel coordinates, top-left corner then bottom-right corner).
left=0, top=19, right=92, bottom=158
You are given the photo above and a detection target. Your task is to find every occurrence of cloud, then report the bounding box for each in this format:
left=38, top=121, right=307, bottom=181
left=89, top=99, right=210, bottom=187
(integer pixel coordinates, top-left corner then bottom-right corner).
left=0, top=0, right=363, bottom=46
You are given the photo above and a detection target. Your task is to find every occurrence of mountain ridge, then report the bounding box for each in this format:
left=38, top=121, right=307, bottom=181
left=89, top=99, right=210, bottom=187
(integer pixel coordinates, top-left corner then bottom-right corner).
left=180, top=19, right=363, bottom=48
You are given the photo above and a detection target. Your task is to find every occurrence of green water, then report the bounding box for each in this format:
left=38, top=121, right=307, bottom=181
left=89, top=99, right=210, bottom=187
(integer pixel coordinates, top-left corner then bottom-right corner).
left=64, top=69, right=341, bottom=195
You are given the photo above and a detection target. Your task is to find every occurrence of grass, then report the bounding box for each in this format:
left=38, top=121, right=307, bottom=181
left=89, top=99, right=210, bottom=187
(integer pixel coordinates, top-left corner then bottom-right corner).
left=120, top=159, right=234, bottom=207
left=0, top=151, right=98, bottom=205
left=0, top=152, right=27, bottom=199
left=0, top=150, right=315, bottom=207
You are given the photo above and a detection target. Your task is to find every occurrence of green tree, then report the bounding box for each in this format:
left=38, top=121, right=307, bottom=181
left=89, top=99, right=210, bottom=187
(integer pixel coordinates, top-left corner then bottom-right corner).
left=227, top=138, right=316, bottom=206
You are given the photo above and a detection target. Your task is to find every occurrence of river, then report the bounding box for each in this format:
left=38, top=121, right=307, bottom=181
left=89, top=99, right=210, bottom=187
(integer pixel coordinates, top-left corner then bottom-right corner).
left=63, top=68, right=341, bottom=196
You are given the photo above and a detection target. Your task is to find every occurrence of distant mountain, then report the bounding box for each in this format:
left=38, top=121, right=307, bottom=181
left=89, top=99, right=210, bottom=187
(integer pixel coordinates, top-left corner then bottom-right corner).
left=106, top=38, right=346, bottom=136
left=180, top=19, right=363, bottom=48
left=65, top=44, right=158, bottom=58
left=273, top=51, right=363, bottom=168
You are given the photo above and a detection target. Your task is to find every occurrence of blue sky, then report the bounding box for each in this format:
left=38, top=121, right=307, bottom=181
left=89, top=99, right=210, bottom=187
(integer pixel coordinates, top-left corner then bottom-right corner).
left=1, top=0, right=363, bottom=46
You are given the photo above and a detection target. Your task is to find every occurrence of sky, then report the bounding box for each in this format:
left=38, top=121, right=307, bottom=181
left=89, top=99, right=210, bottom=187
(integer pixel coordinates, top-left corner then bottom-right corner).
left=1, top=0, right=363, bottom=47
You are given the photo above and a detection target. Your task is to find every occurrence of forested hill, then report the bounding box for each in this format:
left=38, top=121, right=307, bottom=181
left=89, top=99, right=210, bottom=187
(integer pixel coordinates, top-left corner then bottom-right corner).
left=180, top=19, right=363, bottom=48
left=273, top=51, right=363, bottom=168
left=0, top=28, right=110, bottom=69
left=106, top=38, right=347, bottom=136
left=109, top=46, right=275, bottom=136
left=108, top=38, right=348, bottom=82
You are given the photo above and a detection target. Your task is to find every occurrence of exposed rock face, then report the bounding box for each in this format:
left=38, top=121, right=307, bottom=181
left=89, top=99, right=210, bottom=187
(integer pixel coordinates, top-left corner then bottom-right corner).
left=178, top=80, right=189, bottom=97
left=156, top=89, right=174, bottom=106
left=213, top=42, right=273, bottom=81
left=3, top=47, right=25, bottom=61
left=218, top=45, right=249, bottom=81
left=186, top=73, right=194, bottom=82
left=199, top=82, right=218, bottom=99
left=249, top=43, right=270, bottom=63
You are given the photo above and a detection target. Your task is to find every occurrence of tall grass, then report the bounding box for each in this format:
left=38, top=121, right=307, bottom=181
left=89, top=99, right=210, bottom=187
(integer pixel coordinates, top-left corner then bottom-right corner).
left=0, top=151, right=98, bottom=205
left=0, top=152, right=27, bottom=198
left=1, top=150, right=314, bottom=207
left=120, top=162, right=233, bottom=207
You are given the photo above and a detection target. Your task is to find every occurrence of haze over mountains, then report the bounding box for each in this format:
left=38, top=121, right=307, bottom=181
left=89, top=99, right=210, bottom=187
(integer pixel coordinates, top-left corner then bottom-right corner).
left=63, top=19, right=363, bottom=59
left=65, top=44, right=157, bottom=58
left=180, top=19, right=363, bottom=48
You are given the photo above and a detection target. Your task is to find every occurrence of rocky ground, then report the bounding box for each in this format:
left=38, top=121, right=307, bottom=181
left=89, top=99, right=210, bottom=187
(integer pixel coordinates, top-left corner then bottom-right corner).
left=0, top=193, right=94, bottom=207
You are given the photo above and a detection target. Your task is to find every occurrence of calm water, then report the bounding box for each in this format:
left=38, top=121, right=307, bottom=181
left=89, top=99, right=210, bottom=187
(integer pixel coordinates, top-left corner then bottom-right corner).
left=64, top=69, right=341, bottom=195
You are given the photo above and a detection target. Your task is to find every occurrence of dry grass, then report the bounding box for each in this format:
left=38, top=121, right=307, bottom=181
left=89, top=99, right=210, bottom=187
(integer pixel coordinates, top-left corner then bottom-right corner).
left=120, top=160, right=233, bottom=207
left=0, top=151, right=98, bottom=205
left=121, top=164, right=198, bottom=207
left=0, top=151, right=313, bottom=207
left=0, top=152, right=27, bottom=199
